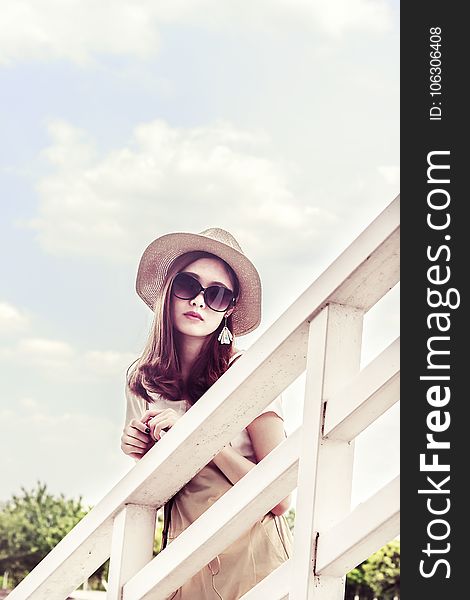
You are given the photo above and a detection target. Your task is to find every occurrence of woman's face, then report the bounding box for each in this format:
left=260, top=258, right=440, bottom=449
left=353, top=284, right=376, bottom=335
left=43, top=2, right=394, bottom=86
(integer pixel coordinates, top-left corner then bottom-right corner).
left=171, top=257, right=236, bottom=340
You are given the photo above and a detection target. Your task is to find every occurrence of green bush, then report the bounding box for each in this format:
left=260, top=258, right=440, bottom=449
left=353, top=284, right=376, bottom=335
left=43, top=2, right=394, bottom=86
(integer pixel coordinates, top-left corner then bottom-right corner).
left=0, top=482, right=89, bottom=587
left=346, top=539, right=400, bottom=599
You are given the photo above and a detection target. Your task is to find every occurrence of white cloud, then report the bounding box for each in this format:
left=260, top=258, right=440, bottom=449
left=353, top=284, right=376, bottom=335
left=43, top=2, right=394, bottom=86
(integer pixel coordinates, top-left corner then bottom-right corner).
left=1, top=0, right=393, bottom=66
left=18, top=337, right=74, bottom=356
left=378, top=165, right=400, bottom=186
left=0, top=301, right=30, bottom=333
left=83, top=350, right=137, bottom=378
left=17, top=337, right=76, bottom=370
left=267, top=0, right=392, bottom=37
left=19, top=396, right=40, bottom=410
left=2, top=335, right=135, bottom=382
left=41, top=119, right=97, bottom=169
left=28, top=118, right=337, bottom=265
left=0, top=1, right=161, bottom=67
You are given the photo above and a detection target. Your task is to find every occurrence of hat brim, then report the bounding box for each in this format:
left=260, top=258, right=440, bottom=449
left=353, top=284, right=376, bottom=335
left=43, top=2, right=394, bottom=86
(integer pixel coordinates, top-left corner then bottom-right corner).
left=135, top=232, right=261, bottom=336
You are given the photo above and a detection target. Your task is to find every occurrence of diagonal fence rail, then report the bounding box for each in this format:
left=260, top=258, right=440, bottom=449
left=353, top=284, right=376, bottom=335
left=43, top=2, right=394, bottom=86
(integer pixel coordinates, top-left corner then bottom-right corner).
left=8, top=195, right=400, bottom=600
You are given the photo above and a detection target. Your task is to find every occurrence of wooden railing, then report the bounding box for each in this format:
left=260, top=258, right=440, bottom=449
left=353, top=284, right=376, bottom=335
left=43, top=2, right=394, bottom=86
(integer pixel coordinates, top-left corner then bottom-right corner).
left=8, top=195, right=400, bottom=600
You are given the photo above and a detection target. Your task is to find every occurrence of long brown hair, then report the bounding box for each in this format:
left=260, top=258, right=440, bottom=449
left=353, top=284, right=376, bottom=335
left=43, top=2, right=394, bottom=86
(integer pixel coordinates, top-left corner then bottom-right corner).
left=127, top=251, right=240, bottom=405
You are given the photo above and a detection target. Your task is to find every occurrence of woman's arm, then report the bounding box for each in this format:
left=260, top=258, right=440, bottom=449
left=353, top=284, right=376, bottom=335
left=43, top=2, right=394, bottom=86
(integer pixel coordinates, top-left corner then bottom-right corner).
left=246, top=412, right=291, bottom=515
left=211, top=444, right=257, bottom=484
left=212, top=411, right=291, bottom=516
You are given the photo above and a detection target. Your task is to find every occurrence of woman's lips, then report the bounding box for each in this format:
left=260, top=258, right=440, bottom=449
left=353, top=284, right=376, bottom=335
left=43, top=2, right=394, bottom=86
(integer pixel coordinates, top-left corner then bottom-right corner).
left=184, top=313, right=203, bottom=321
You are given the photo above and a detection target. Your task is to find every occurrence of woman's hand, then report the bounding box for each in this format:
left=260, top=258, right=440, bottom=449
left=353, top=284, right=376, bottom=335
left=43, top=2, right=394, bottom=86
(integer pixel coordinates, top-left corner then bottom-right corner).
left=142, top=408, right=182, bottom=441
left=121, top=418, right=154, bottom=460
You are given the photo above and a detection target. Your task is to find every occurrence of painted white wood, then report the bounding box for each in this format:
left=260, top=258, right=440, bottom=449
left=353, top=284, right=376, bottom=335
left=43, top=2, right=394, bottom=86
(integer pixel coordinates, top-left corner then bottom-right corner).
left=289, top=308, right=329, bottom=600
left=316, top=476, right=400, bottom=576
left=239, top=559, right=291, bottom=599
left=123, top=429, right=301, bottom=600
left=311, top=304, right=363, bottom=600
left=324, top=337, right=400, bottom=441
left=291, top=304, right=364, bottom=600
left=8, top=196, right=399, bottom=600
left=107, top=504, right=156, bottom=600
left=331, top=228, right=399, bottom=311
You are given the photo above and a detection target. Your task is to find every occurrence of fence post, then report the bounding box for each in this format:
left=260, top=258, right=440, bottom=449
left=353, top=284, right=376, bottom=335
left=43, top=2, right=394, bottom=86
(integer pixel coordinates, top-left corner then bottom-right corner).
left=291, top=303, right=363, bottom=599
left=107, top=504, right=157, bottom=600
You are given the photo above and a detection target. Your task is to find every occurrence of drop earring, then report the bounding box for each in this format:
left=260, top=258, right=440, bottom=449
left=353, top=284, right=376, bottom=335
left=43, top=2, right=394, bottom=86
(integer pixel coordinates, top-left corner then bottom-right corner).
left=218, top=315, right=233, bottom=345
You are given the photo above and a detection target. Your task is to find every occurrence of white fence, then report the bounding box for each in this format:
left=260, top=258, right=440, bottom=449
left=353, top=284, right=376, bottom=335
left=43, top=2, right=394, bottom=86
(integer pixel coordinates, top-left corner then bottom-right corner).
left=8, top=196, right=400, bottom=600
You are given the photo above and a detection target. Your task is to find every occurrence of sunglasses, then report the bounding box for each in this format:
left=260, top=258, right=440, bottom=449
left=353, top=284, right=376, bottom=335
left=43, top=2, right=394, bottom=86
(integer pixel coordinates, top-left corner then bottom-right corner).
left=172, top=272, right=236, bottom=312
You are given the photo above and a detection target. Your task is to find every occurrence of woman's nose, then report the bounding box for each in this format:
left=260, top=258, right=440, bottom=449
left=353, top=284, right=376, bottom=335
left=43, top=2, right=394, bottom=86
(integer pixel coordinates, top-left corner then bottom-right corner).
left=190, top=291, right=205, bottom=307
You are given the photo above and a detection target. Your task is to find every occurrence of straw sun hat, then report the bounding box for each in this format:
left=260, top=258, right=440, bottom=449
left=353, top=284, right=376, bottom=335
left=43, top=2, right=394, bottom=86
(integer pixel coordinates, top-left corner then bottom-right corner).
left=135, top=228, right=262, bottom=337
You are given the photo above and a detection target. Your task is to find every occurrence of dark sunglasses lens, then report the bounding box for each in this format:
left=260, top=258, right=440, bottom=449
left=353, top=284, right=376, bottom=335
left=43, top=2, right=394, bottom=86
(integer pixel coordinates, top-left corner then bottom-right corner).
left=205, top=286, right=233, bottom=311
left=173, top=273, right=201, bottom=299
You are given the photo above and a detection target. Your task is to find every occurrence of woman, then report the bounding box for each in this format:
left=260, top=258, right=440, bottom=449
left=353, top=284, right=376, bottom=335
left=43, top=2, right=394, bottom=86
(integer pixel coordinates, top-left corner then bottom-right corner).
left=121, top=227, right=292, bottom=599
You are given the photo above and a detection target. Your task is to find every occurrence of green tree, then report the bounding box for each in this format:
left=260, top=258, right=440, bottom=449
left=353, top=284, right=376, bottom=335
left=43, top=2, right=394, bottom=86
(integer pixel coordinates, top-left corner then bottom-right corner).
left=362, top=539, right=400, bottom=599
left=285, top=507, right=296, bottom=533
left=346, top=540, right=400, bottom=599
left=155, top=509, right=165, bottom=555
left=346, top=562, right=371, bottom=599
left=0, top=482, right=89, bottom=586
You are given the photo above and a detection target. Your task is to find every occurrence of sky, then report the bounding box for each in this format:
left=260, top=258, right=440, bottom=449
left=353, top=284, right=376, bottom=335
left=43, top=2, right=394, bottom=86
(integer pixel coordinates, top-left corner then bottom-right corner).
left=0, top=0, right=399, bottom=509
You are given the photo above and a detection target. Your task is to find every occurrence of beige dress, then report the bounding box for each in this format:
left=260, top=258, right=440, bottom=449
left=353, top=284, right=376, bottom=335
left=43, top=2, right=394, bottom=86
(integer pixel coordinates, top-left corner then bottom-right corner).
left=124, top=351, right=293, bottom=600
